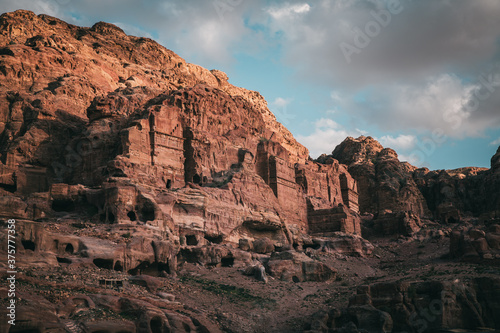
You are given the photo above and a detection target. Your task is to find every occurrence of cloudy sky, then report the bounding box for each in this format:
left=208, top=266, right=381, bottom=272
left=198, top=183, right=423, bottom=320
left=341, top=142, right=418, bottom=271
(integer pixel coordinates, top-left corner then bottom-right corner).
left=2, top=0, right=500, bottom=170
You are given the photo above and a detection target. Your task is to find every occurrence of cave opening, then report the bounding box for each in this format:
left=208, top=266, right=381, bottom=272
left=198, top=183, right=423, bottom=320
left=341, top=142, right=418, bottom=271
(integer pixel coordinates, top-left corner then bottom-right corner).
left=57, top=257, right=72, bottom=264
left=52, top=199, right=75, bottom=212
left=127, top=211, right=137, bottom=221
left=140, top=204, right=155, bottom=222
left=93, top=258, right=114, bottom=270
left=204, top=234, right=223, bottom=244
left=127, top=261, right=169, bottom=276
left=221, top=256, right=234, bottom=267
left=114, top=260, right=123, bottom=272
left=185, top=235, right=198, bottom=246
left=21, top=240, right=36, bottom=251
left=65, top=243, right=74, bottom=254
left=150, top=316, right=163, bottom=333
left=0, top=182, right=16, bottom=193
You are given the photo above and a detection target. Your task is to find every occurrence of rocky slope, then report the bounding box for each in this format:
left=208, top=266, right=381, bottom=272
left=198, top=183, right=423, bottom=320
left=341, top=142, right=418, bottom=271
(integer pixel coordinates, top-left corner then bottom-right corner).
left=0, top=10, right=499, bottom=333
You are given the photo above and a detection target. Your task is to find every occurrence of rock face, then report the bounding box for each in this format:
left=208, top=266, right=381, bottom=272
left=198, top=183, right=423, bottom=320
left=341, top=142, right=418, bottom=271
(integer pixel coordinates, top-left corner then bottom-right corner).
left=266, top=250, right=336, bottom=282
left=450, top=224, right=500, bottom=263
left=308, top=278, right=500, bottom=332
left=330, top=137, right=429, bottom=219
left=0, top=11, right=367, bottom=332
left=0, top=9, right=362, bottom=250
left=0, top=288, right=221, bottom=333
left=329, top=136, right=500, bottom=231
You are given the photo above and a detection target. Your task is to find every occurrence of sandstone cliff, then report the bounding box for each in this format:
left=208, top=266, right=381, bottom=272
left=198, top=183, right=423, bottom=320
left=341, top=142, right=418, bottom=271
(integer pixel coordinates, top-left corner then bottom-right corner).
left=0, top=10, right=362, bottom=270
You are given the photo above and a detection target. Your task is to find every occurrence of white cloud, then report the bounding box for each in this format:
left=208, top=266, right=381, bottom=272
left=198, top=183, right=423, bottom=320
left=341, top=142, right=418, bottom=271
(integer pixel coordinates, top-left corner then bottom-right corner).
left=0, top=0, right=64, bottom=17
left=260, top=0, right=500, bottom=139
left=341, top=73, right=500, bottom=138
left=490, top=138, right=500, bottom=146
left=296, top=118, right=366, bottom=158
left=378, top=134, right=417, bottom=151
left=270, top=97, right=295, bottom=125
left=267, top=3, right=311, bottom=19
left=272, top=97, right=292, bottom=108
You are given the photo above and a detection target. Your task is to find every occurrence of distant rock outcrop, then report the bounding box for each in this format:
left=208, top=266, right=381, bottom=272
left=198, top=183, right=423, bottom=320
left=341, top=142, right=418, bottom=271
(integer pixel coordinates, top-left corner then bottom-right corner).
left=328, top=136, right=430, bottom=228
left=327, top=136, right=500, bottom=232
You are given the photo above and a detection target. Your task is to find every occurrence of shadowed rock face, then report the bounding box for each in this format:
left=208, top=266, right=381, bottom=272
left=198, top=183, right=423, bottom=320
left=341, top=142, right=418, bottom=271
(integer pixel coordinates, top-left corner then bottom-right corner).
left=329, top=136, right=500, bottom=228
left=330, top=136, right=430, bottom=219
left=309, top=278, right=500, bottom=332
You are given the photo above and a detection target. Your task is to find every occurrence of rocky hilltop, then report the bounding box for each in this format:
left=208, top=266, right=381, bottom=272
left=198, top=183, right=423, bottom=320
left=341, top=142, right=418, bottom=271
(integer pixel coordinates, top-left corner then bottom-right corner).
left=0, top=10, right=499, bottom=333
left=327, top=136, right=500, bottom=237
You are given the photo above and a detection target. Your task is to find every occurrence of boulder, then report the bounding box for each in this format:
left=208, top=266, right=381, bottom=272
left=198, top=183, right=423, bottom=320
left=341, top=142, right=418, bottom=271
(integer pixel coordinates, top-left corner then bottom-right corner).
left=266, top=250, right=336, bottom=282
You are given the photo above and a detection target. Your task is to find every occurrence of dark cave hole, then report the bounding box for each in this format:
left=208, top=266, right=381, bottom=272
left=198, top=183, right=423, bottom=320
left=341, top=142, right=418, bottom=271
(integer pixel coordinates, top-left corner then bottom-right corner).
left=127, top=211, right=137, bottom=221
left=180, top=249, right=200, bottom=264
left=21, top=240, right=36, bottom=251
left=182, top=323, right=191, bottom=332
left=128, top=261, right=169, bottom=276
left=140, top=205, right=155, bottom=222
left=65, top=243, right=74, bottom=254
left=303, top=243, right=321, bottom=250
left=150, top=316, right=163, bottom=333
left=166, top=179, right=172, bottom=189
left=204, top=234, right=223, bottom=244
left=114, top=260, right=123, bottom=272
left=185, top=235, right=198, bottom=246
left=93, top=258, right=114, bottom=270
left=292, top=276, right=300, bottom=283
left=0, top=183, right=16, bottom=193
left=107, top=210, right=115, bottom=223
left=446, top=217, right=457, bottom=224
left=221, top=257, right=234, bottom=267
left=192, top=174, right=201, bottom=184
left=51, top=199, right=75, bottom=212
left=57, top=257, right=72, bottom=264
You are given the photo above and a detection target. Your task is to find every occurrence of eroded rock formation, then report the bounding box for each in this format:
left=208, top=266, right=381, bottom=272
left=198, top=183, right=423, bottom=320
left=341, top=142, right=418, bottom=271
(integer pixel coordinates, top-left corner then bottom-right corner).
left=0, top=10, right=362, bottom=250
left=327, top=136, right=500, bottom=236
